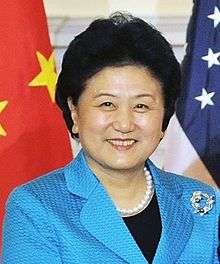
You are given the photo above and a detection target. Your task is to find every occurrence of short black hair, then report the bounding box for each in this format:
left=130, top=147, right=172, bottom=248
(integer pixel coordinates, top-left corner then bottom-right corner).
left=56, top=12, right=181, bottom=138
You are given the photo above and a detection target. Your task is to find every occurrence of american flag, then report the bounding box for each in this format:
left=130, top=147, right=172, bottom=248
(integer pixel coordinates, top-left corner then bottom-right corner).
left=164, top=0, right=220, bottom=188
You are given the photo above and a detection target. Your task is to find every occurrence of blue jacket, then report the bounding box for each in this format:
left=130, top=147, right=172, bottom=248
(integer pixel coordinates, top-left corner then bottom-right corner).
left=2, top=150, right=220, bottom=263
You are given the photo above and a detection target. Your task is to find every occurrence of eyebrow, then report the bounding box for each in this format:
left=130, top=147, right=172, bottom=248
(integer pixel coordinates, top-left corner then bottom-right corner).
left=93, top=93, right=154, bottom=99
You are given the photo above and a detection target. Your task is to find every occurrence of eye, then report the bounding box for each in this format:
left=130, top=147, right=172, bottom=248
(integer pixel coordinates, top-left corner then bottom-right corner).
left=99, top=101, right=115, bottom=110
left=134, top=104, right=149, bottom=112
left=101, top=102, right=113, bottom=107
left=136, top=104, right=147, bottom=108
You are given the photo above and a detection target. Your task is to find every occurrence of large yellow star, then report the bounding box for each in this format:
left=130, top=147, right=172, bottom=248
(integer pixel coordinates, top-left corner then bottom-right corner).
left=29, top=51, right=58, bottom=102
left=0, top=100, right=8, bottom=137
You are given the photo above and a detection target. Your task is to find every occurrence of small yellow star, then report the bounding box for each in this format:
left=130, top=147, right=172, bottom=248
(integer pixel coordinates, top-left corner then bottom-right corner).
left=0, top=100, right=8, bottom=137
left=29, top=51, right=58, bottom=102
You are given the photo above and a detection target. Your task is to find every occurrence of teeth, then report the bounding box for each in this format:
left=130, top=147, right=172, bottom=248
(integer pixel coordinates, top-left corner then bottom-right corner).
left=108, top=140, right=136, bottom=146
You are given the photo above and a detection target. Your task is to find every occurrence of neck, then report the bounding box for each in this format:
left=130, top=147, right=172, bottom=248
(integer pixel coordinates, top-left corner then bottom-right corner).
left=101, top=172, right=147, bottom=211
left=85, top=156, right=147, bottom=210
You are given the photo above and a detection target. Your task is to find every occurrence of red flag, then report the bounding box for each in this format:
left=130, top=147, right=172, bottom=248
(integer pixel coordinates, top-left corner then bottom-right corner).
left=0, top=0, right=72, bottom=245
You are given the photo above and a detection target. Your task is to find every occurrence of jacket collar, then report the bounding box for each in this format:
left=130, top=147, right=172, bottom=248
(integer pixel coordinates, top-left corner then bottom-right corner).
left=64, top=150, right=147, bottom=263
left=64, top=149, right=99, bottom=199
left=64, top=150, right=193, bottom=264
left=64, top=150, right=183, bottom=199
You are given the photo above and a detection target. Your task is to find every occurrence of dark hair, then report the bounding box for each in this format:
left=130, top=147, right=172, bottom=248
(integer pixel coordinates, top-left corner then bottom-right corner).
left=56, top=12, right=181, bottom=138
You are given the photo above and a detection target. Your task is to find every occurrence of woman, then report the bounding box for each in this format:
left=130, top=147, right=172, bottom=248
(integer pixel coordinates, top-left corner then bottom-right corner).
left=3, top=13, right=219, bottom=264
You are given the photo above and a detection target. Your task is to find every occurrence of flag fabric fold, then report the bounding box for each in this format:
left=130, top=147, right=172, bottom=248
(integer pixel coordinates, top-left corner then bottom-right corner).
left=164, top=0, right=220, bottom=188
left=0, top=0, right=72, bottom=247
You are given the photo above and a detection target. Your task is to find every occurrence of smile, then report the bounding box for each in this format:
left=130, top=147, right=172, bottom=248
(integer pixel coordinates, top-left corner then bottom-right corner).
left=107, top=139, right=136, bottom=146
left=106, top=139, right=137, bottom=150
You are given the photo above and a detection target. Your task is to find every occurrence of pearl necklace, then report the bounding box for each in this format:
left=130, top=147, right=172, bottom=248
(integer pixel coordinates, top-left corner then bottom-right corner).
left=117, top=167, right=154, bottom=217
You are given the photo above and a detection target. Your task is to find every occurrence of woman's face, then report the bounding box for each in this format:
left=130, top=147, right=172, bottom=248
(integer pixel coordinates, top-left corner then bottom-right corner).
left=70, top=65, right=164, bottom=172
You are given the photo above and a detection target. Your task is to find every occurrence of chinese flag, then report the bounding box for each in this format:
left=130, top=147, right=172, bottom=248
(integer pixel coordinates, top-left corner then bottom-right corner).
left=0, top=0, right=72, bottom=246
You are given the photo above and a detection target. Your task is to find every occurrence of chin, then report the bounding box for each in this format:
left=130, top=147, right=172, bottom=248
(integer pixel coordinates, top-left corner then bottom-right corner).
left=103, top=158, right=143, bottom=171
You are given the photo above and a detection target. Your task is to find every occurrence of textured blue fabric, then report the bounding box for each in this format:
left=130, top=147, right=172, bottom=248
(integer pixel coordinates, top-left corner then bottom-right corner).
left=2, top=150, right=220, bottom=263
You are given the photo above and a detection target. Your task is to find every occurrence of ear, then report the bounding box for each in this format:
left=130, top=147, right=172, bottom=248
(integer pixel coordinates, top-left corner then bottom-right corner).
left=67, top=97, right=79, bottom=134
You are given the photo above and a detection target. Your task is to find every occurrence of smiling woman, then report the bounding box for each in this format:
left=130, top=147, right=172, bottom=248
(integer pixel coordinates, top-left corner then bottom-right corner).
left=68, top=66, right=164, bottom=173
left=2, top=12, right=220, bottom=264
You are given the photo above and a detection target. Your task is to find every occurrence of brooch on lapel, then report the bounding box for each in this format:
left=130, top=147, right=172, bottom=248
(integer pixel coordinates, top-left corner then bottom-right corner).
left=190, top=191, right=215, bottom=216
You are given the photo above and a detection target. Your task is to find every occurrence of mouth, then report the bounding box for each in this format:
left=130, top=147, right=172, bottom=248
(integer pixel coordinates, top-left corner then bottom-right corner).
left=106, top=139, right=137, bottom=150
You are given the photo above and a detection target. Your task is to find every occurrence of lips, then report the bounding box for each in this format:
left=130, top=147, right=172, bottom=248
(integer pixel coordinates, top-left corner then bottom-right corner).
left=106, top=139, right=137, bottom=150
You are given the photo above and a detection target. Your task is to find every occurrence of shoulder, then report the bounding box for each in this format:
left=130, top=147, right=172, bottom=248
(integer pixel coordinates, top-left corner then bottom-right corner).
left=6, top=161, right=73, bottom=212
left=157, top=168, right=220, bottom=213
left=159, top=167, right=218, bottom=194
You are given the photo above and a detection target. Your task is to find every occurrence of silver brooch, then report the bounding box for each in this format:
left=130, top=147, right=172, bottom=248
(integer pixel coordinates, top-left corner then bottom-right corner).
left=190, top=191, right=215, bottom=216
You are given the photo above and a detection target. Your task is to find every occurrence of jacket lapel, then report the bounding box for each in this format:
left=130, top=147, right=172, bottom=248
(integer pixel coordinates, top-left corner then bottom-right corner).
left=80, top=183, right=148, bottom=263
left=65, top=151, right=194, bottom=264
left=148, top=161, right=194, bottom=264
left=65, top=150, right=147, bottom=264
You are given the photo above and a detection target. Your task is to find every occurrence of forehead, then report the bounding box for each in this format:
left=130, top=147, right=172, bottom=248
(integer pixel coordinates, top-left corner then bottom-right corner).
left=83, top=65, right=163, bottom=98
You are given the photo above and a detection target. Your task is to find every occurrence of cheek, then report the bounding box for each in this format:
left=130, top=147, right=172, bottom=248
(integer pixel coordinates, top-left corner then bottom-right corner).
left=78, top=110, right=111, bottom=132
left=137, top=113, right=164, bottom=134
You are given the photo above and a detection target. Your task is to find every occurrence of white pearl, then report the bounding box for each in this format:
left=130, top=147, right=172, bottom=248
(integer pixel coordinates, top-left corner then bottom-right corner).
left=117, top=167, right=154, bottom=216
left=144, top=193, right=150, bottom=199
left=141, top=200, right=147, bottom=206
left=137, top=204, right=143, bottom=210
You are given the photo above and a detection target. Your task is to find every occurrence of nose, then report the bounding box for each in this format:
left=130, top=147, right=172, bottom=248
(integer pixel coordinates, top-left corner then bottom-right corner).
left=112, top=107, right=135, bottom=133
